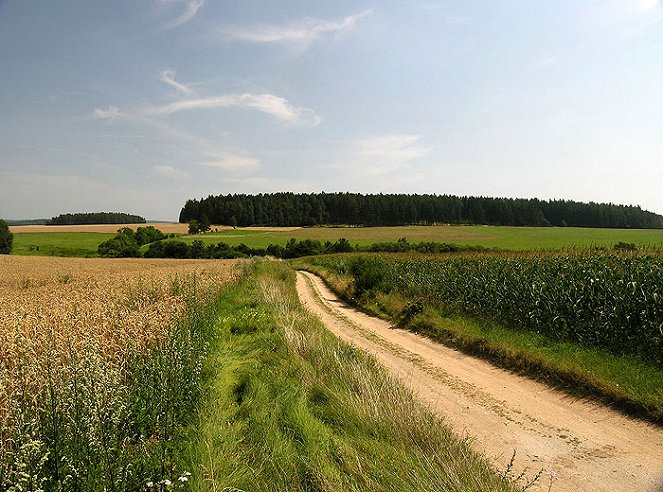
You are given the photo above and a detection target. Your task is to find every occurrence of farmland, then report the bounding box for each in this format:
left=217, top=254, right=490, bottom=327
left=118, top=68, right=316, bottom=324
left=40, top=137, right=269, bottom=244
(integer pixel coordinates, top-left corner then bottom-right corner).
left=11, top=224, right=663, bottom=258
left=0, top=256, right=520, bottom=491
left=296, top=251, right=663, bottom=421
left=0, top=256, right=238, bottom=489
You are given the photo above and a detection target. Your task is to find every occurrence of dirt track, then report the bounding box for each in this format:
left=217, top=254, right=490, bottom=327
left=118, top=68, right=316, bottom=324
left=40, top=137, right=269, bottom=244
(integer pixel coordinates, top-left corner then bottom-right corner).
left=296, top=271, right=663, bottom=492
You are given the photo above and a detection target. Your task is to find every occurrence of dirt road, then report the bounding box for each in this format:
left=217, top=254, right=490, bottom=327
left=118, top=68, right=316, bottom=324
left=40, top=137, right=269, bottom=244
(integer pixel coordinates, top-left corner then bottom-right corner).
left=296, top=271, right=663, bottom=492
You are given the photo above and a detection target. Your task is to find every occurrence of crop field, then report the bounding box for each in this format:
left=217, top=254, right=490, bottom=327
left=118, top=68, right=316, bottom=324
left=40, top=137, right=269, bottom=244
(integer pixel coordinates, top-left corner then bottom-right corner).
left=163, top=224, right=663, bottom=251
left=299, top=250, right=663, bottom=419
left=0, top=255, right=238, bottom=489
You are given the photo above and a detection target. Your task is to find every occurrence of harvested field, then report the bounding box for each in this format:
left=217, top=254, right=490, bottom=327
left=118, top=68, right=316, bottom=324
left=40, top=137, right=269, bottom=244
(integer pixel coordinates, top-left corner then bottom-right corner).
left=9, top=222, right=191, bottom=234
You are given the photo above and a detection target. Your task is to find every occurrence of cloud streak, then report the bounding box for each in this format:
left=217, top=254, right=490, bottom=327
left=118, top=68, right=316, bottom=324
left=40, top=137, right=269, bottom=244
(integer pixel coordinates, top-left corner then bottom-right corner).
left=144, top=93, right=321, bottom=126
left=159, top=0, right=205, bottom=31
left=154, top=165, right=190, bottom=179
left=160, top=69, right=195, bottom=96
left=223, top=10, right=372, bottom=49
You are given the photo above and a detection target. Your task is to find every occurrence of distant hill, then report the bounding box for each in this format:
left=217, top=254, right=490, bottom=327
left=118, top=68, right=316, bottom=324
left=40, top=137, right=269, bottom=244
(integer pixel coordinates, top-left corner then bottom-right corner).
left=47, top=212, right=146, bottom=225
left=179, top=192, right=663, bottom=229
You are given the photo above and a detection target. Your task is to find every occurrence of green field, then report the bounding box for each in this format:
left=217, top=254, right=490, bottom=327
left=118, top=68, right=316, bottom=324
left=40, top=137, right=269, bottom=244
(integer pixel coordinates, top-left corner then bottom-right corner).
left=10, top=225, right=663, bottom=257
left=171, top=225, right=663, bottom=250
left=11, top=232, right=116, bottom=257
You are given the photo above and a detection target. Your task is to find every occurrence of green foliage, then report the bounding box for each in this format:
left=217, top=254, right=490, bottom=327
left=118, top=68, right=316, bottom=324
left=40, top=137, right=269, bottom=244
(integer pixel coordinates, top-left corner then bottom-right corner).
left=349, top=256, right=392, bottom=298
left=311, top=252, right=663, bottom=366
left=98, top=232, right=140, bottom=258
left=47, top=212, right=146, bottom=225
left=188, top=220, right=200, bottom=235
left=134, top=226, right=166, bottom=246
left=179, top=192, right=663, bottom=228
left=0, top=219, right=13, bottom=254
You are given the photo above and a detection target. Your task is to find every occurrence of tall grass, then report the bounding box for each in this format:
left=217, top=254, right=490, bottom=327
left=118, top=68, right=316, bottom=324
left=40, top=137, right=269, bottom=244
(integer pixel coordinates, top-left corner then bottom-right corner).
left=183, top=261, right=524, bottom=492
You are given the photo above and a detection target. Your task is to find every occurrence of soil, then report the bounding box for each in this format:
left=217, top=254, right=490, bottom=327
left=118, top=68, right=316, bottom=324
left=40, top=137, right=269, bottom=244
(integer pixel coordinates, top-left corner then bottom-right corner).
left=296, top=270, right=663, bottom=492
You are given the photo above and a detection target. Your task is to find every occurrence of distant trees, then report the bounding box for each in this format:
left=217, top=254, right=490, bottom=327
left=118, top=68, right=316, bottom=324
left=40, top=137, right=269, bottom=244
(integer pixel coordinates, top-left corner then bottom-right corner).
left=48, top=212, right=146, bottom=225
left=98, top=226, right=167, bottom=258
left=179, top=193, right=663, bottom=229
left=0, top=219, right=13, bottom=254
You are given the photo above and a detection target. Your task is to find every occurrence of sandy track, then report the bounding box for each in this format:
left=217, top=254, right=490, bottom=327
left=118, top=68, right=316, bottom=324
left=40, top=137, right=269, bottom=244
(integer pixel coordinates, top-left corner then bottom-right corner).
left=296, top=271, right=663, bottom=492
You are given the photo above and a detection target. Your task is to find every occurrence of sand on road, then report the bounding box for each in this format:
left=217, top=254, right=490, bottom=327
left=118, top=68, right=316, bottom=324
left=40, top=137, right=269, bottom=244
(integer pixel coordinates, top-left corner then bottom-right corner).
left=296, top=270, right=663, bottom=492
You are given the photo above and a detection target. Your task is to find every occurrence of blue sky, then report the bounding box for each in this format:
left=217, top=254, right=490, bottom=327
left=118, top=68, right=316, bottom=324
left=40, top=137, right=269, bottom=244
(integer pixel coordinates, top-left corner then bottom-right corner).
left=1, top=0, right=662, bottom=220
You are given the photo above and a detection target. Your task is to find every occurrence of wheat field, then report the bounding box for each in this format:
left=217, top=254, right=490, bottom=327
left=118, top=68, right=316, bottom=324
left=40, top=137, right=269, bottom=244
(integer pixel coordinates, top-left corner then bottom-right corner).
left=0, top=256, right=238, bottom=435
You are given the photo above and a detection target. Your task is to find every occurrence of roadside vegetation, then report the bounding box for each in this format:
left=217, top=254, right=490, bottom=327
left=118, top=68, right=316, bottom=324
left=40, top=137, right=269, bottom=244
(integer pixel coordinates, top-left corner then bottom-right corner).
left=0, top=256, right=238, bottom=490
left=295, top=251, right=663, bottom=422
left=181, top=261, right=525, bottom=492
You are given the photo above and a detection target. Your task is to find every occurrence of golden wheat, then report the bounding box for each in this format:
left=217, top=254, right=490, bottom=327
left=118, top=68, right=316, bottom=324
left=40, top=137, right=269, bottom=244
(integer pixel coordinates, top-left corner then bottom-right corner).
left=0, top=255, right=239, bottom=429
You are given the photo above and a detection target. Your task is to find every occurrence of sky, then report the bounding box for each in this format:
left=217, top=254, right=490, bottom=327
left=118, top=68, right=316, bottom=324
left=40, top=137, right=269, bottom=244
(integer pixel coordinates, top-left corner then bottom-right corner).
left=1, top=0, right=663, bottom=220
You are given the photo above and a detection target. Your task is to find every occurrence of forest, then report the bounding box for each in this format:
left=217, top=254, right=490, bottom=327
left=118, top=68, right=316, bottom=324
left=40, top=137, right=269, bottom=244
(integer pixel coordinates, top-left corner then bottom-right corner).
left=179, top=193, right=663, bottom=229
left=47, top=212, right=146, bottom=225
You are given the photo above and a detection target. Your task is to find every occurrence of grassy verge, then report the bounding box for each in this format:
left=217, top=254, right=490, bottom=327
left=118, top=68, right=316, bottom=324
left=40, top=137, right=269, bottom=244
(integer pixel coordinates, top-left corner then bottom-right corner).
left=11, top=232, right=115, bottom=257
left=294, top=259, right=663, bottom=424
left=181, top=260, right=528, bottom=492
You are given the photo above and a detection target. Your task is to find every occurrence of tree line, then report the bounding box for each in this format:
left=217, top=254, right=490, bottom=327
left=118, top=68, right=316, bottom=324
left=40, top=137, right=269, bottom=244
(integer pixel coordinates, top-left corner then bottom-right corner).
left=48, top=212, right=146, bottom=225
left=179, top=193, right=663, bottom=229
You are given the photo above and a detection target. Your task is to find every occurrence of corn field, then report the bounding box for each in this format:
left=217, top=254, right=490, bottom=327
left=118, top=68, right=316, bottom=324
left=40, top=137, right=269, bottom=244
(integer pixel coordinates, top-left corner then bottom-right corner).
left=310, top=252, right=663, bottom=366
left=0, top=256, right=238, bottom=491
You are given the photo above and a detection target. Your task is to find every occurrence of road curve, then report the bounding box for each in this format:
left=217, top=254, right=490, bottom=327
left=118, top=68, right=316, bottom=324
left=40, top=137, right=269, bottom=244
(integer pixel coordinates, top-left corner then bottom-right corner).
left=295, top=270, right=663, bottom=492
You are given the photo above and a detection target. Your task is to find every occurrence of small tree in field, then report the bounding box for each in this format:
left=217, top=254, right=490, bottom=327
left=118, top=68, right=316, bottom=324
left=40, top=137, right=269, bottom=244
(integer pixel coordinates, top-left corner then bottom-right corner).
left=0, top=219, right=13, bottom=254
left=188, top=220, right=200, bottom=234
left=0, top=219, right=14, bottom=255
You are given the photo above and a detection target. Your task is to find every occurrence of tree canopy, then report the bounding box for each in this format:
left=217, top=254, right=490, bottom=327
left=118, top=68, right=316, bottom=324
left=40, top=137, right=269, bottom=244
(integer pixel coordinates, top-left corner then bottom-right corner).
left=179, top=192, right=663, bottom=229
left=0, top=219, right=13, bottom=254
left=48, top=212, right=146, bottom=225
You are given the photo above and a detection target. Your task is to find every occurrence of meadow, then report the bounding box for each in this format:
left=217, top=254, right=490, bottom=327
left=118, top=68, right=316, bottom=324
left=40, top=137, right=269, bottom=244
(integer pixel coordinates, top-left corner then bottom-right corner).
left=9, top=224, right=663, bottom=258
left=173, top=225, right=663, bottom=250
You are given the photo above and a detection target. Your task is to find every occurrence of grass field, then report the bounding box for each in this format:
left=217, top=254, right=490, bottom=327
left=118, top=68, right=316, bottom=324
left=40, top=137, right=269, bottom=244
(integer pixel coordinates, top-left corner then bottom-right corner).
left=170, top=225, right=663, bottom=251
left=11, top=232, right=116, bottom=256
left=9, top=224, right=663, bottom=257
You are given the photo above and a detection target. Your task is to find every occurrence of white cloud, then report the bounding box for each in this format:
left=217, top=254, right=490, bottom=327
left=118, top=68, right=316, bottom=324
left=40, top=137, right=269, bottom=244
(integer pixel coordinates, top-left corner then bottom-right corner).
left=92, top=106, right=121, bottom=120
left=145, top=93, right=321, bottom=126
left=223, top=10, right=372, bottom=49
left=328, top=134, right=433, bottom=179
left=356, top=134, right=433, bottom=165
left=154, top=165, right=190, bottom=179
left=200, top=153, right=261, bottom=172
left=160, top=0, right=205, bottom=31
left=160, top=69, right=195, bottom=96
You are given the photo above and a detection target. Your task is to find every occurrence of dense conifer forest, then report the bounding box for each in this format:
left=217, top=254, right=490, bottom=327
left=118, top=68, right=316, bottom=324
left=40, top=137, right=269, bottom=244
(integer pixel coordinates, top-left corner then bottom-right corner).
left=179, top=193, right=663, bottom=229
left=47, top=212, right=146, bottom=225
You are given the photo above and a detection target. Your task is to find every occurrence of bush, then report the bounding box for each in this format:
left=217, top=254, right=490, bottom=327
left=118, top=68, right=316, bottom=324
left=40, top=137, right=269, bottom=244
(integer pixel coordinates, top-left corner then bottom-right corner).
left=0, top=219, right=13, bottom=254
left=350, top=256, right=392, bottom=298
left=98, top=233, right=140, bottom=258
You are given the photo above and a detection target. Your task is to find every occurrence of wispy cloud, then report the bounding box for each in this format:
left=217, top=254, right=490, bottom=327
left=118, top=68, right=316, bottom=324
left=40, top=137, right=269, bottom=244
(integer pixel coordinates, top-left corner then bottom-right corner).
left=356, top=134, right=433, bottom=165
left=223, top=10, right=373, bottom=49
left=154, top=165, right=190, bottom=179
left=200, top=153, right=261, bottom=172
left=160, top=0, right=205, bottom=31
left=329, top=134, right=433, bottom=178
left=590, top=0, right=663, bottom=36
left=93, top=106, right=121, bottom=120
left=160, top=69, right=195, bottom=96
left=144, top=93, right=321, bottom=126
